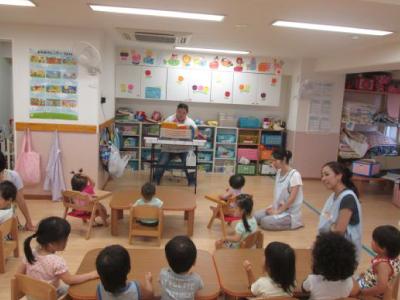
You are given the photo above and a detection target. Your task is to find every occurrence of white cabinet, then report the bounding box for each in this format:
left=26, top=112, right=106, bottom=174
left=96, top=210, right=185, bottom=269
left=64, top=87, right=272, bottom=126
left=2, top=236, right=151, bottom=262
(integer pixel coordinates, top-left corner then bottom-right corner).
left=166, top=68, right=189, bottom=101
left=141, top=66, right=167, bottom=100
left=256, top=74, right=281, bottom=107
left=233, top=72, right=258, bottom=105
left=115, top=65, right=141, bottom=98
left=211, top=71, right=233, bottom=104
left=188, top=70, right=211, bottom=103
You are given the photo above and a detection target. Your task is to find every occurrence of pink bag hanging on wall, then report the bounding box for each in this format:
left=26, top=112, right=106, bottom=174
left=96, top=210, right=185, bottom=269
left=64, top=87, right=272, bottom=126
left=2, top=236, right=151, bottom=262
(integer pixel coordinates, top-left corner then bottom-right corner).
left=15, top=129, right=41, bottom=185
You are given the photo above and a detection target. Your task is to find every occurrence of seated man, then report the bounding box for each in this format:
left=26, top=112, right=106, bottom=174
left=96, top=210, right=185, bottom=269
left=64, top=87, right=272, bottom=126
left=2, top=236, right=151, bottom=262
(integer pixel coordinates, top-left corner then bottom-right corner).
left=154, top=103, right=197, bottom=186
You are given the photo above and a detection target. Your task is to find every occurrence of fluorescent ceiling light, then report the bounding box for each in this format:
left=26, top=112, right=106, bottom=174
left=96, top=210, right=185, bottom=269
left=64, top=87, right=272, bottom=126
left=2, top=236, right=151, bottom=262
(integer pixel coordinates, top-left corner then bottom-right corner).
left=175, top=47, right=249, bottom=55
left=272, top=20, right=393, bottom=36
left=89, top=5, right=224, bottom=22
left=0, top=0, right=35, bottom=6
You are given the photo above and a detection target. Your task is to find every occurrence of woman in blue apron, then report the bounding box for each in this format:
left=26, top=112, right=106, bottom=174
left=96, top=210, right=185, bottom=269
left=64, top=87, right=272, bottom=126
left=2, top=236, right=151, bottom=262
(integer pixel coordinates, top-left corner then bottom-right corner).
left=318, top=161, right=363, bottom=260
left=254, top=149, right=304, bottom=230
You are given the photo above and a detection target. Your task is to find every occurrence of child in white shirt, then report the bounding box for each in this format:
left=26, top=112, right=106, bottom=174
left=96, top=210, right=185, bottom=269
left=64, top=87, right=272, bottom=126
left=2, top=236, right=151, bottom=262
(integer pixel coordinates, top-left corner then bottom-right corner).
left=133, top=182, right=163, bottom=226
left=301, top=232, right=358, bottom=300
left=244, top=241, right=296, bottom=298
left=0, top=180, right=17, bottom=224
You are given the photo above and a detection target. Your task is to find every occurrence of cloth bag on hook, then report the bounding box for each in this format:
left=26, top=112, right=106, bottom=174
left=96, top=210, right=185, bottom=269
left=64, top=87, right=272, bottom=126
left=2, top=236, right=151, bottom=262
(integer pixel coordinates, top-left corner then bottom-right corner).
left=15, top=129, right=41, bottom=185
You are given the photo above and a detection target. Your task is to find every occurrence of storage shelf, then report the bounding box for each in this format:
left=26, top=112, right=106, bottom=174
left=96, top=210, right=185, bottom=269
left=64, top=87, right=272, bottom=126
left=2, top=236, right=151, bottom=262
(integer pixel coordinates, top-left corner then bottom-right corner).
left=216, top=142, right=236, bottom=145
left=122, top=133, right=140, bottom=137
left=198, top=160, right=213, bottom=163
left=215, top=157, right=235, bottom=161
left=237, top=143, right=259, bottom=146
left=122, top=146, right=139, bottom=150
left=198, top=148, right=214, bottom=152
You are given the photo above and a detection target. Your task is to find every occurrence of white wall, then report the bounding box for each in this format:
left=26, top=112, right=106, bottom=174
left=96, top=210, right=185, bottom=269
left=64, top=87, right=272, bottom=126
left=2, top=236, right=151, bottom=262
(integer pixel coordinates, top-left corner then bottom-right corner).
left=0, top=56, right=12, bottom=127
left=116, top=75, right=291, bottom=123
left=0, top=24, right=104, bottom=125
left=99, top=33, right=115, bottom=123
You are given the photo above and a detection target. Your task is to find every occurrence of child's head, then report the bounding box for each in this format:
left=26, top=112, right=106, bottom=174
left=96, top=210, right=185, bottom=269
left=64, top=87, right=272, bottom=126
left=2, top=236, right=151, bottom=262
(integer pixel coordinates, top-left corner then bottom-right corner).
left=372, top=225, right=400, bottom=259
left=96, top=245, right=131, bottom=293
left=165, top=235, right=197, bottom=274
left=71, top=169, right=88, bottom=192
left=141, top=182, right=156, bottom=201
left=235, top=194, right=254, bottom=233
left=229, top=174, right=245, bottom=190
left=264, top=242, right=295, bottom=293
left=0, top=151, right=6, bottom=172
left=312, top=232, right=357, bottom=281
left=0, top=180, right=17, bottom=208
left=24, top=217, right=71, bottom=264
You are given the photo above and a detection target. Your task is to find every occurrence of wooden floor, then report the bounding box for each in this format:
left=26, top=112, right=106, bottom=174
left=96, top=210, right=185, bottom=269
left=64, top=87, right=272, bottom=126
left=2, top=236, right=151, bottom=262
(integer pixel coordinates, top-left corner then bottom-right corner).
left=1, top=171, right=399, bottom=299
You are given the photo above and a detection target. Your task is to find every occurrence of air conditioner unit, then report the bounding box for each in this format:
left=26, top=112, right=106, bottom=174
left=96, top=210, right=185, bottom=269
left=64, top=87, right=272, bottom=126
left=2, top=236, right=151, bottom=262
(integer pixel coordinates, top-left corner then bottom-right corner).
left=117, top=28, right=192, bottom=45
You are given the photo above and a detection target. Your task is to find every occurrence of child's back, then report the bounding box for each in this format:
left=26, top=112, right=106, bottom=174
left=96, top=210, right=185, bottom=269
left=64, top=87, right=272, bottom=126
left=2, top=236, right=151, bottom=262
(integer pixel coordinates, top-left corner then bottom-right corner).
left=134, top=183, right=163, bottom=225
left=96, top=244, right=153, bottom=300
left=160, top=236, right=203, bottom=300
left=302, top=233, right=357, bottom=300
left=0, top=181, right=17, bottom=224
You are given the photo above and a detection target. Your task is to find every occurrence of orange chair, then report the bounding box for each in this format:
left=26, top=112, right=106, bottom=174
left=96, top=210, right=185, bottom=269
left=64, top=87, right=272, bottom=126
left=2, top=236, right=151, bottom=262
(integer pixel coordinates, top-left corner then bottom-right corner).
left=0, top=216, right=19, bottom=273
left=62, top=190, right=104, bottom=240
left=11, top=273, right=57, bottom=300
left=129, top=206, right=163, bottom=246
left=205, top=194, right=240, bottom=238
left=240, top=230, right=264, bottom=249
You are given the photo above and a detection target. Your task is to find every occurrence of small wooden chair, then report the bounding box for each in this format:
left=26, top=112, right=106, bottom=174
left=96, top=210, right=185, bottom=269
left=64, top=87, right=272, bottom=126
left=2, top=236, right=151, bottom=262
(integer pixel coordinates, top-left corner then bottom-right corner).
left=205, top=194, right=240, bottom=238
left=0, top=216, right=19, bottom=273
left=11, top=273, right=57, bottom=300
left=62, top=190, right=102, bottom=240
left=129, top=206, right=163, bottom=246
left=240, top=230, right=264, bottom=249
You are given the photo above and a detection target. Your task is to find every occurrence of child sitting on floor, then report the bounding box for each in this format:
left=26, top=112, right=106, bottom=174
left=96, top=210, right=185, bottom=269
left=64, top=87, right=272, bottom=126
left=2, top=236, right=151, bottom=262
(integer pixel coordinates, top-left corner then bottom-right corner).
left=353, top=225, right=400, bottom=298
left=96, top=244, right=153, bottom=300
left=243, top=241, right=296, bottom=298
left=0, top=180, right=17, bottom=224
left=301, top=232, right=358, bottom=300
left=70, top=169, right=108, bottom=226
left=159, top=235, right=204, bottom=300
left=215, top=194, right=258, bottom=249
left=133, top=182, right=163, bottom=226
left=17, top=217, right=98, bottom=298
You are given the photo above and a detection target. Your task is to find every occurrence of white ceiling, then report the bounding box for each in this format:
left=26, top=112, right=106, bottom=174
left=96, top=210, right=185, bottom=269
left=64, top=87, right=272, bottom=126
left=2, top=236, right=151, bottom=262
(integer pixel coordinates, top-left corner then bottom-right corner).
left=1, top=0, right=400, bottom=59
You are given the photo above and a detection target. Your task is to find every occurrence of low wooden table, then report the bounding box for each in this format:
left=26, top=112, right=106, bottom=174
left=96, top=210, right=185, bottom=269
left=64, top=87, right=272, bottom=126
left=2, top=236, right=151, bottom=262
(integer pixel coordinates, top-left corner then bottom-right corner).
left=110, top=187, right=196, bottom=236
left=68, top=248, right=220, bottom=300
left=213, top=248, right=311, bottom=298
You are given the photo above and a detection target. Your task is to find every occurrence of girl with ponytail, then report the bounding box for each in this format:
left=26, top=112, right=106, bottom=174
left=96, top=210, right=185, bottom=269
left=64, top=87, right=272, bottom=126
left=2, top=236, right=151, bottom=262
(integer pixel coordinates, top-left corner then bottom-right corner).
left=254, top=148, right=304, bottom=231
left=17, top=217, right=98, bottom=298
left=318, top=161, right=363, bottom=259
left=215, top=194, right=258, bottom=249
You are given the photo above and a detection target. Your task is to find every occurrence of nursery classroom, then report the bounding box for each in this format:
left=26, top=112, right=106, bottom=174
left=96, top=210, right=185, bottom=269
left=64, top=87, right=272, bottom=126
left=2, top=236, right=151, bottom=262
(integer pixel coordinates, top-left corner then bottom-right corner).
left=1, top=0, right=400, bottom=300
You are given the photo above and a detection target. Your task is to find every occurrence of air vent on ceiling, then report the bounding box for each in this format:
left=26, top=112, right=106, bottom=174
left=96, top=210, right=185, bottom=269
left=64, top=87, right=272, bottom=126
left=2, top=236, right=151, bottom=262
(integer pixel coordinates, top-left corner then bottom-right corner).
left=117, top=28, right=192, bottom=45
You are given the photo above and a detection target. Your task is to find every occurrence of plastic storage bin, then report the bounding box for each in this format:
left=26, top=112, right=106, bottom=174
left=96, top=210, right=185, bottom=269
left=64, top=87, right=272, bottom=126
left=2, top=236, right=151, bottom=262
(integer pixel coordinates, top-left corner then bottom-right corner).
left=352, top=160, right=380, bottom=176
left=237, top=148, right=258, bottom=161
left=262, top=134, right=282, bottom=146
left=217, top=134, right=236, bottom=144
left=237, top=164, right=256, bottom=175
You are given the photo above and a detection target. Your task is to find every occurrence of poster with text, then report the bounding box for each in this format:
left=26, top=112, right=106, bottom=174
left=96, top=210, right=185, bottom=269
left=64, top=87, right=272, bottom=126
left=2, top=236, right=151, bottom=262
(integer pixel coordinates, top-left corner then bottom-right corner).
left=30, top=49, right=78, bottom=120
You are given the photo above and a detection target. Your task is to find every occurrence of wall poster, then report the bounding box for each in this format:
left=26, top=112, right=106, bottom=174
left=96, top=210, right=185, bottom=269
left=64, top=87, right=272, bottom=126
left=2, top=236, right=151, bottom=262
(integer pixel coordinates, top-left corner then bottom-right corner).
left=30, top=49, right=78, bottom=120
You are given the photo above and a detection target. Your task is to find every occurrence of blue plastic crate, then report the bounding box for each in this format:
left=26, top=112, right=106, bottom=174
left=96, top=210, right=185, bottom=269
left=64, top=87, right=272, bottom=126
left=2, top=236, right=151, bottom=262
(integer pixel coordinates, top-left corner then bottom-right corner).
left=262, top=134, right=282, bottom=146
left=217, top=134, right=236, bottom=143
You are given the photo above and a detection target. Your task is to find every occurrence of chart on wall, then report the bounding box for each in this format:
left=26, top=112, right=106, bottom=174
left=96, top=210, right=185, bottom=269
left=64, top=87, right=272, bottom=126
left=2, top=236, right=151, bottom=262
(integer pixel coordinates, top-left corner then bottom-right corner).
left=29, top=49, right=78, bottom=120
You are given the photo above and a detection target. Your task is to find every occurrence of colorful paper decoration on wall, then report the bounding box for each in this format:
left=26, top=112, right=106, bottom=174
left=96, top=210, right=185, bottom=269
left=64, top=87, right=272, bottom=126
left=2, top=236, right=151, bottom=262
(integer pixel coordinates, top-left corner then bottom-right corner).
left=145, top=87, right=161, bottom=99
left=117, top=48, right=284, bottom=75
left=29, top=49, right=78, bottom=120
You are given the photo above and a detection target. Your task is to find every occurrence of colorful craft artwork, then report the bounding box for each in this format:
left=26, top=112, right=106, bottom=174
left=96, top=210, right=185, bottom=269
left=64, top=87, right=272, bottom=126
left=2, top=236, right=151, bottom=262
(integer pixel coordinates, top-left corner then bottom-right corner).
left=119, top=50, right=130, bottom=62
left=182, top=54, right=191, bottom=67
left=143, top=49, right=155, bottom=64
left=221, top=57, right=233, bottom=68
left=145, top=69, right=152, bottom=77
left=165, top=53, right=180, bottom=66
left=193, top=56, right=207, bottom=67
left=247, top=57, right=256, bottom=71
left=145, top=87, right=161, bottom=99
left=209, top=56, right=219, bottom=69
left=224, top=91, right=231, bottom=98
left=239, top=83, right=250, bottom=93
left=177, top=75, right=185, bottom=84
left=234, top=57, right=244, bottom=72
left=271, top=77, right=278, bottom=86
left=131, top=50, right=141, bottom=65
left=258, top=62, right=270, bottom=72
left=192, top=85, right=209, bottom=95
